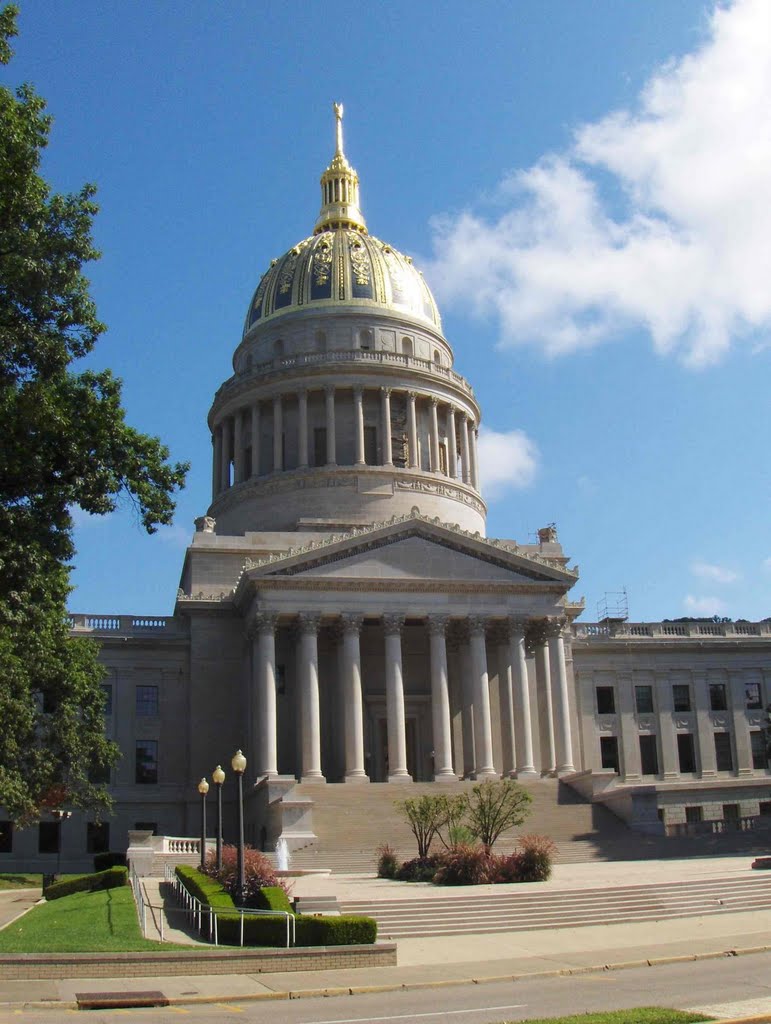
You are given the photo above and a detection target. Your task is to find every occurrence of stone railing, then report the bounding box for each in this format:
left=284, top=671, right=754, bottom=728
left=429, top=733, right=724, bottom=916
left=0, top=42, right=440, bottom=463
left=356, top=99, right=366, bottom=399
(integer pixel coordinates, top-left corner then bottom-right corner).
left=68, top=614, right=187, bottom=636
left=666, top=815, right=771, bottom=837
left=217, top=348, right=476, bottom=399
left=127, top=831, right=211, bottom=877
left=573, top=620, right=771, bottom=640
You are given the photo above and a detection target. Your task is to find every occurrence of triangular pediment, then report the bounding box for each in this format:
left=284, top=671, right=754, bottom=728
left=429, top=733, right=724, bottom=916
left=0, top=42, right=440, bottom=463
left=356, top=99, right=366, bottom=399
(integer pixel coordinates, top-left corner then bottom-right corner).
left=239, top=512, right=577, bottom=588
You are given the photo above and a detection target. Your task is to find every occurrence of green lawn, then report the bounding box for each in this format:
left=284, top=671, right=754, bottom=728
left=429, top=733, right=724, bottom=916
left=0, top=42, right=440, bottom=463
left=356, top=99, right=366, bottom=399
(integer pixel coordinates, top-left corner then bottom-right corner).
left=501, top=1011, right=712, bottom=1024
left=0, top=873, right=42, bottom=890
left=0, top=885, right=192, bottom=952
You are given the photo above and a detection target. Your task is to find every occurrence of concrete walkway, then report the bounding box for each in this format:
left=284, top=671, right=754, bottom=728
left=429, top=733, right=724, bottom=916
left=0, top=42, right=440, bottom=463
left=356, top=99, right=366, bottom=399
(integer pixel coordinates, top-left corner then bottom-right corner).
left=2, top=857, right=771, bottom=1019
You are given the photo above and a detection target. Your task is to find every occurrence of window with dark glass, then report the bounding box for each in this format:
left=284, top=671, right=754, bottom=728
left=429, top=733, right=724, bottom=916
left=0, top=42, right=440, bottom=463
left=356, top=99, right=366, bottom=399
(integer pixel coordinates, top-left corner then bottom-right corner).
left=746, top=682, right=763, bottom=709
left=0, top=821, right=12, bottom=853
left=635, top=685, right=654, bottom=714
left=672, top=684, right=691, bottom=712
left=364, top=426, right=377, bottom=465
left=759, top=801, right=771, bottom=817
left=600, top=736, right=619, bottom=771
left=751, top=730, right=768, bottom=770
left=38, top=821, right=60, bottom=854
left=685, top=805, right=703, bottom=824
left=100, top=683, right=113, bottom=716
left=313, top=427, right=327, bottom=467
left=714, top=731, right=734, bottom=772
left=86, top=822, right=110, bottom=854
left=596, top=686, right=616, bottom=715
left=135, top=685, right=158, bottom=717
left=135, top=740, right=158, bottom=784
left=134, top=821, right=158, bottom=834
left=709, top=683, right=728, bottom=711
left=677, top=733, right=696, bottom=773
left=722, top=803, right=740, bottom=821
left=639, top=734, right=659, bottom=775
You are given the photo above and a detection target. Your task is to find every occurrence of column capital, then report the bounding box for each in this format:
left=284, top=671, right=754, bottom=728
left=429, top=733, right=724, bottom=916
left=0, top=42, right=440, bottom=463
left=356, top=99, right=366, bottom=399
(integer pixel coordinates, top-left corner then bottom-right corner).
left=507, top=615, right=529, bottom=637
left=382, top=386, right=393, bottom=398
left=297, top=612, right=322, bottom=635
left=341, top=612, right=364, bottom=635
left=353, top=386, right=363, bottom=400
left=430, top=396, right=438, bottom=407
left=297, top=387, right=307, bottom=400
left=325, top=384, right=336, bottom=397
left=544, top=616, right=569, bottom=639
left=468, top=615, right=488, bottom=637
left=383, top=613, right=406, bottom=636
left=427, top=614, right=449, bottom=636
left=250, top=611, right=279, bottom=638
left=407, top=390, right=418, bottom=401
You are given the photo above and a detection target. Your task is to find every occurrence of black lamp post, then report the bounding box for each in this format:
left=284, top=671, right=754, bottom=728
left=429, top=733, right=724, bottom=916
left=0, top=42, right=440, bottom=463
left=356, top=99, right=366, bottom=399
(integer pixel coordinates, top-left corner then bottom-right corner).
left=51, top=809, right=72, bottom=881
left=197, top=777, right=209, bottom=870
left=212, top=764, right=225, bottom=872
left=231, top=749, right=247, bottom=905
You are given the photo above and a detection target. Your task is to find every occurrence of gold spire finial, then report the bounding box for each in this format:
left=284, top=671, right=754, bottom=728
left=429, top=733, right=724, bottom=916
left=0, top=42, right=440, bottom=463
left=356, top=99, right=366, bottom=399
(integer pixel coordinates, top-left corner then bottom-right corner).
left=314, top=101, right=367, bottom=234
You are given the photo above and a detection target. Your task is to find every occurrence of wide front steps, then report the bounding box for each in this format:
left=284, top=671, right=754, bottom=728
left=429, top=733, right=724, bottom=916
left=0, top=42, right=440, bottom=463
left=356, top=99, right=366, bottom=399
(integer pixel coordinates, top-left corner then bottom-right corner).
left=340, top=873, right=771, bottom=939
left=287, top=778, right=653, bottom=871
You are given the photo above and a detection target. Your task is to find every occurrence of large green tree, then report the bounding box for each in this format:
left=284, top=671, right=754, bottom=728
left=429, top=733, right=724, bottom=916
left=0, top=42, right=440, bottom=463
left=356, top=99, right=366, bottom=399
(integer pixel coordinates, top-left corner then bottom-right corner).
left=0, top=6, right=188, bottom=824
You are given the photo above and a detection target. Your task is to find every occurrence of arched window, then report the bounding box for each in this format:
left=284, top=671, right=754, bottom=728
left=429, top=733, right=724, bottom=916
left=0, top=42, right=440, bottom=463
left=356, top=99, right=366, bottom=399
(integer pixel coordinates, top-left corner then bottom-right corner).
left=401, top=336, right=413, bottom=356
left=433, top=349, right=440, bottom=365
left=359, top=328, right=373, bottom=350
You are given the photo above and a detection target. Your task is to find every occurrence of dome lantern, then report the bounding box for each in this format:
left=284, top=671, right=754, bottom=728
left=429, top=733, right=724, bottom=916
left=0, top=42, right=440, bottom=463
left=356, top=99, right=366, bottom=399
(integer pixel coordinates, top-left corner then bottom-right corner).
left=314, top=102, right=367, bottom=235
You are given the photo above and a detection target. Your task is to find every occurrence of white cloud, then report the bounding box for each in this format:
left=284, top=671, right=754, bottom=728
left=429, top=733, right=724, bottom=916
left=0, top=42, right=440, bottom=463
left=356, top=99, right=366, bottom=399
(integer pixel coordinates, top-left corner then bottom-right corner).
left=477, top=427, right=538, bottom=499
left=684, top=594, right=728, bottom=615
left=690, top=560, right=740, bottom=584
left=427, top=0, right=771, bottom=366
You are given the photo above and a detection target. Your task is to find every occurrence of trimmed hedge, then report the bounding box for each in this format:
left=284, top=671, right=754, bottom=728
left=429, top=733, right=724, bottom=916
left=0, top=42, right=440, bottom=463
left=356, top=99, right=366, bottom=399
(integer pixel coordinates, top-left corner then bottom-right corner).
left=44, top=866, right=128, bottom=901
left=175, top=867, right=377, bottom=946
left=254, top=885, right=293, bottom=914
left=93, top=852, right=127, bottom=872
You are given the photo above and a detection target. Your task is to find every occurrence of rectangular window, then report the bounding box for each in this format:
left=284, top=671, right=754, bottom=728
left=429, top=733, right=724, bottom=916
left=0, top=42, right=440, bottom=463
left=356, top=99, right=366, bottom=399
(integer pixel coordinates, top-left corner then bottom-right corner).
left=722, top=803, right=740, bottom=821
left=709, top=683, right=728, bottom=711
left=639, top=734, right=659, bottom=775
left=677, top=733, right=696, bottom=773
left=714, top=732, right=734, bottom=772
left=685, top=805, right=703, bottom=824
left=135, top=685, right=158, bottom=717
left=313, top=427, right=327, bottom=467
left=746, top=682, right=763, bottom=709
left=751, top=730, right=768, bottom=770
left=364, top=425, right=377, bottom=465
left=672, top=684, right=691, bottom=712
left=38, top=821, right=60, bottom=854
left=0, top=821, right=12, bottom=854
left=134, top=821, right=158, bottom=834
left=596, top=686, right=616, bottom=715
left=135, top=740, right=158, bottom=784
left=635, top=685, right=654, bottom=714
left=100, top=683, right=113, bottom=716
left=759, top=802, right=771, bottom=817
left=86, top=822, right=110, bottom=854
left=600, top=736, right=619, bottom=771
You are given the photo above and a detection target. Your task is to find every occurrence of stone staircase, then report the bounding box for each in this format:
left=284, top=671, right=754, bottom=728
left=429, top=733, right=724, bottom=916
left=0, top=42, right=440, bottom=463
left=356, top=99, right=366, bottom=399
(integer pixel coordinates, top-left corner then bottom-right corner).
left=340, top=873, right=771, bottom=939
left=284, top=779, right=771, bottom=873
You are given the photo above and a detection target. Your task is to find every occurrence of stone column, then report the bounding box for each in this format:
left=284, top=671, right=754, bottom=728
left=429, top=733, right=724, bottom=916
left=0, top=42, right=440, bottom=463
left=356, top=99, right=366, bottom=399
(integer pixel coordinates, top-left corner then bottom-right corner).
left=220, top=417, right=232, bottom=492
left=341, top=614, right=368, bottom=782
left=656, top=671, right=679, bottom=779
left=693, top=672, right=717, bottom=777
left=353, top=388, right=365, bottom=465
left=297, top=390, right=308, bottom=469
left=273, top=395, right=283, bottom=472
left=428, top=616, right=455, bottom=781
left=547, top=622, right=575, bottom=774
left=251, top=402, right=260, bottom=478
left=429, top=398, right=441, bottom=473
left=469, top=423, right=480, bottom=491
left=730, top=670, right=753, bottom=776
left=468, top=617, right=497, bottom=778
left=447, top=407, right=458, bottom=479
left=509, top=618, right=537, bottom=776
left=617, top=672, right=642, bottom=782
left=212, top=425, right=222, bottom=499
left=252, top=613, right=278, bottom=778
left=381, top=388, right=393, bottom=466
left=407, top=391, right=419, bottom=468
left=460, top=414, right=471, bottom=484
left=233, top=410, right=243, bottom=484
left=495, top=625, right=516, bottom=778
left=383, top=614, right=411, bottom=781
left=297, top=613, right=324, bottom=782
left=459, top=635, right=476, bottom=777
left=325, top=386, right=336, bottom=466
left=535, top=641, right=556, bottom=774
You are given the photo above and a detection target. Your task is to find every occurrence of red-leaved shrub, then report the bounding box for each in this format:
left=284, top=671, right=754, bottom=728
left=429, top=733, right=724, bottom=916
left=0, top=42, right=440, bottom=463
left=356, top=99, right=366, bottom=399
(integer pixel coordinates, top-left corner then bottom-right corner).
left=202, top=844, right=284, bottom=907
left=516, top=833, right=555, bottom=882
left=433, top=844, right=497, bottom=885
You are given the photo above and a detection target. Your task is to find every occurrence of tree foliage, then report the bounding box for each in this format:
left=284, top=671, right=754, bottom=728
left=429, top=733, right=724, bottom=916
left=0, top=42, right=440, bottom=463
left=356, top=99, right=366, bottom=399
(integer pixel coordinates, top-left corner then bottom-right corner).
left=0, top=6, right=188, bottom=824
left=397, top=794, right=452, bottom=859
left=465, top=780, right=532, bottom=852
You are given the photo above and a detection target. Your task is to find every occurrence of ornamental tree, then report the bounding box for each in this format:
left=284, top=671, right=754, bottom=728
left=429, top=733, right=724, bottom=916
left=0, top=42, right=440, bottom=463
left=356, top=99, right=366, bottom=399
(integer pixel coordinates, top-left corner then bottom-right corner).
left=465, top=780, right=532, bottom=852
left=0, top=6, right=188, bottom=824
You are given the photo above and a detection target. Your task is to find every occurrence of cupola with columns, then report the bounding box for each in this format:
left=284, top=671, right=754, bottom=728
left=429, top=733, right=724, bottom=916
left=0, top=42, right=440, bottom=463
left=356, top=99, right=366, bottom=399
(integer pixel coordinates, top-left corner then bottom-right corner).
left=207, top=104, right=486, bottom=536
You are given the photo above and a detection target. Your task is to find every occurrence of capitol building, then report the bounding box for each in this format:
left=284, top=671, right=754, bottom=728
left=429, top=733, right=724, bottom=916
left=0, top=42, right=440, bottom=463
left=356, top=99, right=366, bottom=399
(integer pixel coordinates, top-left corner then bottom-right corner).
left=5, top=108, right=771, bottom=870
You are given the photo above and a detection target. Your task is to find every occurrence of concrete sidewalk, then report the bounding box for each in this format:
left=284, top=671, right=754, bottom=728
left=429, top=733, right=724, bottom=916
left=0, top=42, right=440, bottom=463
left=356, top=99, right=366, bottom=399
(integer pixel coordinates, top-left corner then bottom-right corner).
left=2, top=857, right=771, bottom=1018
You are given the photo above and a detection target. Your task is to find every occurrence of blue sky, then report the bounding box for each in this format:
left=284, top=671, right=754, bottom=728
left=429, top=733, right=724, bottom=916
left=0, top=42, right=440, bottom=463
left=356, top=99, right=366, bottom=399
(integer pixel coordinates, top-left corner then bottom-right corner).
left=6, top=0, right=770, bottom=622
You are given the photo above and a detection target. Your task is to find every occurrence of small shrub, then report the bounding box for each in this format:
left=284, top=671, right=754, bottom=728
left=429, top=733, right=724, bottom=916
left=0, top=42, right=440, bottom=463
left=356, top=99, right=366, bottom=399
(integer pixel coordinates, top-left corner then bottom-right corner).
left=295, top=914, right=377, bottom=946
left=516, top=833, right=555, bottom=882
left=93, top=851, right=127, bottom=872
left=433, top=844, right=496, bottom=886
left=45, top=866, right=128, bottom=901
left=376, top=843, right=398, bottom=879
left=395, top=855, right=442, bottom=882
left=491, top=852, right=522, bottom=883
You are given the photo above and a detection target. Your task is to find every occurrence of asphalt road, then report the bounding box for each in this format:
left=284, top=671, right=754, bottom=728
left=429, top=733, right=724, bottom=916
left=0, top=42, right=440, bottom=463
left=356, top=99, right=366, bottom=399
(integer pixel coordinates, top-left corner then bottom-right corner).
left=4, top=950, right=771, bottom=1024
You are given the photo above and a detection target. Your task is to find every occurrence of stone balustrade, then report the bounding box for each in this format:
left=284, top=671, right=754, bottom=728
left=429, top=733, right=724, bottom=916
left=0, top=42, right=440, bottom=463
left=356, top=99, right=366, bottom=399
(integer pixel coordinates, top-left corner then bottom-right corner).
left=68, top=614, right=187, bottom=636
left=574, top=620, right=771, bottom=640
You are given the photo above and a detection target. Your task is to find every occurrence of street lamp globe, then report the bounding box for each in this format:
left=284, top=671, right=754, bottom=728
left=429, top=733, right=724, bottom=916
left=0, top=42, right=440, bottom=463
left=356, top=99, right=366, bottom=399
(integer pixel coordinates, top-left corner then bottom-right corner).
left=198, top=777, right=210, bottom=796
left=212, top=764, right=225, bottom=785
left=231, top=750, right=247, bottom=774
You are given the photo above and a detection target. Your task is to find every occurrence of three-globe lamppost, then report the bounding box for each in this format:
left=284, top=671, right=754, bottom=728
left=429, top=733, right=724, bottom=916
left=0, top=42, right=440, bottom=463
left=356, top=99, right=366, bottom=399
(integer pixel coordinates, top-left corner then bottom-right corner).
left=195, top=750, right=247, bottom=905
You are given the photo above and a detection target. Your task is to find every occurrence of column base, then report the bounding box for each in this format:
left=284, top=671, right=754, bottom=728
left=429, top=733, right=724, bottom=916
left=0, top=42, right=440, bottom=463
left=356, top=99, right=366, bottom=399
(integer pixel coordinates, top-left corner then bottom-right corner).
left=300, top=774, right=326, bottom=784
left=344, top=772, right=370, bottom=784
left=699, top=770, right=718, bottom=779
left=433, top=771, right=459, bottom=783
left=736, top=768, right=754, bottom=777
left=515, top=767, right=539, bottom=779
left=388, top=772, right=412, bottom=783
left=623, top=773, right=643, bottom=784
left=556, top=764, right=576, bottom=776
left=471, top=768, right=498, bottom=780
left=662, top=771, right=679, bottom=781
